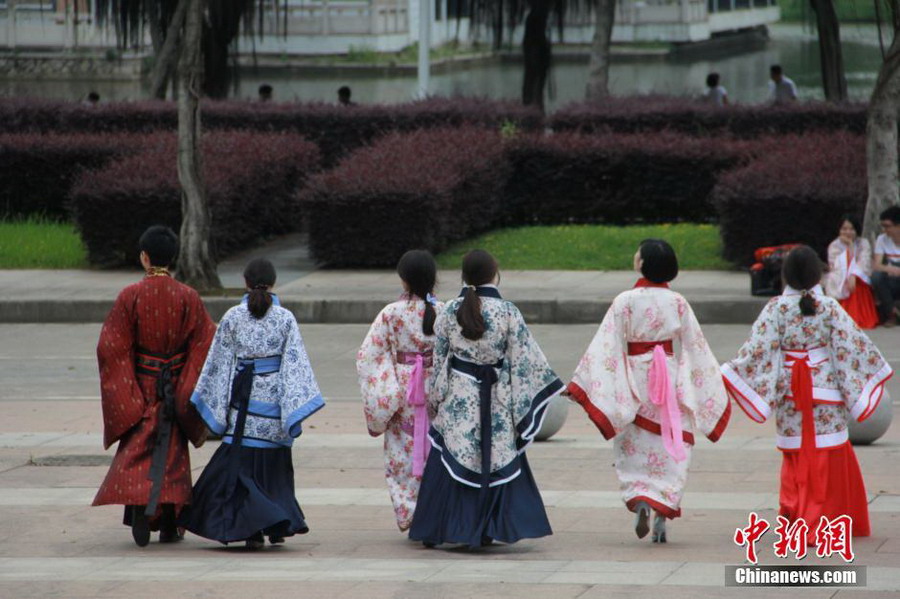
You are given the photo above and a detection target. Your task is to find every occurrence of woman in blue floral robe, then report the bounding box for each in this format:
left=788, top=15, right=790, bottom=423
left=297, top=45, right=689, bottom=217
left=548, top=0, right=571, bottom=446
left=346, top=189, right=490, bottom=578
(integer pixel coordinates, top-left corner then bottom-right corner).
left=409, top=250, right=564, bottom=548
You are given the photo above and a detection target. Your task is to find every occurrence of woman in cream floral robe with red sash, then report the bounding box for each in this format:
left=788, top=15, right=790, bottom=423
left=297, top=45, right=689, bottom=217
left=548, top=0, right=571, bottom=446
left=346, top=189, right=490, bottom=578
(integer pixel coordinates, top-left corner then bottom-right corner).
left=569, top=279, right=731, bottom=532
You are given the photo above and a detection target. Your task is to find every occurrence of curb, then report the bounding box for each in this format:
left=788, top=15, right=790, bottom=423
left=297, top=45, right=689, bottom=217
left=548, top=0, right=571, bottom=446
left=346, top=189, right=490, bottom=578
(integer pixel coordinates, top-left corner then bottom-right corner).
left=0, top=297, right=771, bottom=325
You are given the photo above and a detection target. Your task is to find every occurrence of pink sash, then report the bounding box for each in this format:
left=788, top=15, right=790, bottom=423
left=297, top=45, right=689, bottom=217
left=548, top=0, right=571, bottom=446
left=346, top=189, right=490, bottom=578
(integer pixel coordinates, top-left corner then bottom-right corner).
left=400, top=352, right=431, bottom=477
left=647, top=345, right=686, bottom=462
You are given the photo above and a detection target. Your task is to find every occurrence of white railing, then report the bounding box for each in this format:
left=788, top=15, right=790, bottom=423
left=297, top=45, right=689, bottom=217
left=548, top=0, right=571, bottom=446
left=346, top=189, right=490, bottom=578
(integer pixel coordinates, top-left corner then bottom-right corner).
left=259, top=0, right=409, bottom=36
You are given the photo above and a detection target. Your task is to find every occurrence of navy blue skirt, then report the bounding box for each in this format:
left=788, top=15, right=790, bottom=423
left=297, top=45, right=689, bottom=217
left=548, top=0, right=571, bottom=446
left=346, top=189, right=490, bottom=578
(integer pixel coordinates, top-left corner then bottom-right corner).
left=408, top=448, right=552, bottom=547
left=180, top=443, right=308, bottom=544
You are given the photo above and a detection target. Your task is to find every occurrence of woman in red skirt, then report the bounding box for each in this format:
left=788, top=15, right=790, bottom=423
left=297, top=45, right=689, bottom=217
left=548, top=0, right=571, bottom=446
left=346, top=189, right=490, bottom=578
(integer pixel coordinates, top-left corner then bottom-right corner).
left=824, top=215, right=879, bottom=329
left=723, top=246, right=892, bottom=543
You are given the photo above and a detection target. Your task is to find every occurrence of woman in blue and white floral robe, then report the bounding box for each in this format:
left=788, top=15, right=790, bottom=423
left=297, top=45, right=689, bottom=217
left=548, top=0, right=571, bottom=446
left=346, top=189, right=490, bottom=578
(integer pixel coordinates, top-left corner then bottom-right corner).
left=408, top=283, right=564, bottom=548
left=181, top=284, right=325, bottom=547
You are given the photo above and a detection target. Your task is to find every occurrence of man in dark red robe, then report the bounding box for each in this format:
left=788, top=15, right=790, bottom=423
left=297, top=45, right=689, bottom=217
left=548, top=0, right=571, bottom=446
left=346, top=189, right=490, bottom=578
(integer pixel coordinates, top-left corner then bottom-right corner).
left=93, top=226, right=216, bottom=547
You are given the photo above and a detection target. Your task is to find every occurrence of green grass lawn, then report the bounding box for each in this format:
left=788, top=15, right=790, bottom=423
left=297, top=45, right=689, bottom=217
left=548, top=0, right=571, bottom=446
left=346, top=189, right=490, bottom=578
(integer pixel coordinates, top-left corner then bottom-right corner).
left=435, top=224, right=731, bottom=270
left=0, top=218, right=87, bottom=268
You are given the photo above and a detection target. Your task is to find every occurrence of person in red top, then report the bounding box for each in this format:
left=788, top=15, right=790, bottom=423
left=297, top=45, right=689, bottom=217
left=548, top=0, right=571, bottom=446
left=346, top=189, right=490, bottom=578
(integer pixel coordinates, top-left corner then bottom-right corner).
left=92, top=226, right=216, bottom=547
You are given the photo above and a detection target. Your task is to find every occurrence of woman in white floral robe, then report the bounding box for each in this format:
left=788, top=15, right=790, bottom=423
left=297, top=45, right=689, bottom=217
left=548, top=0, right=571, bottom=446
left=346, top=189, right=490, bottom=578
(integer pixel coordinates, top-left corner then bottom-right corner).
left=409, top=250, right=564, bottom=548
left=569, top=240, right=730, bottom=543
left=357, top=250, right=444, bottom=531
left=722, top=247, right=892, bottom=541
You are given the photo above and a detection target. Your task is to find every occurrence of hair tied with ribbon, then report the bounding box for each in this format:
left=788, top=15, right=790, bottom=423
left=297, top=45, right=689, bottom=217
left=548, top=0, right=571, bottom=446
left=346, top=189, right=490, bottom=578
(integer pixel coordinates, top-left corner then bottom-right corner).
left=426, top=293, right=438, bottom=306
left=252, top=284, right=268, bottom=291
left=467, top=284, right=476, bottom=291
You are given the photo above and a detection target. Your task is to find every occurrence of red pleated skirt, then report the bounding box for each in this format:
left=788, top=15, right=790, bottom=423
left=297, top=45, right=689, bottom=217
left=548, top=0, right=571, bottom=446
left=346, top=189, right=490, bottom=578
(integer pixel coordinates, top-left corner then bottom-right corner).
left=779, top=441, right=870, bottom=541
left=839, top=278, right=879, bottom=330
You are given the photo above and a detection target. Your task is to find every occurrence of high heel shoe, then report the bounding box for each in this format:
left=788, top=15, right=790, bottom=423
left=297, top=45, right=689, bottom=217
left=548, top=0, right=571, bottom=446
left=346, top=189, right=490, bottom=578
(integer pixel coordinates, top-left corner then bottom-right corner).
left=634, top=501, right=651, bottom=539
left=651, top=514, right=667, bottom=543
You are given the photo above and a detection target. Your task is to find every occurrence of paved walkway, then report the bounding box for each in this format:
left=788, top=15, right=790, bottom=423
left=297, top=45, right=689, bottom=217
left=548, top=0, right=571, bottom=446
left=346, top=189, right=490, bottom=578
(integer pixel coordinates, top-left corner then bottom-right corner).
left=0, top=234, right=772, bottom=324
left=0, top=323, right=898, bottom=598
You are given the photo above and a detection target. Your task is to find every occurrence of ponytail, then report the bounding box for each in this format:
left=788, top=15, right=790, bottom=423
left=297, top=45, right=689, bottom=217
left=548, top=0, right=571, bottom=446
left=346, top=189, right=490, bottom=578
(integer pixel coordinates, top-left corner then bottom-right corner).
left=243, top=258, right=277, bottom=320
left=455, top=250, right=498, bottom=341
left=782, top=245, right=823, bottom=318
left=422, top=300, right=436, bottom=336
left=798, top=292, right=817, bottom=317
left=457, top=286, right=486, bottom=340
left=396, top=249, right=438, bottom=336
left=247, top=286, right=273, bottom=319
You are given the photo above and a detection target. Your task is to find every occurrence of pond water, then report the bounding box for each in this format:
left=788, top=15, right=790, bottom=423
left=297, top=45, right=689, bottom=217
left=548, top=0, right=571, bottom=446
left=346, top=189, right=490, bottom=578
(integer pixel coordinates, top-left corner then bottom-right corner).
left=1, top=24, right=885, bottom=110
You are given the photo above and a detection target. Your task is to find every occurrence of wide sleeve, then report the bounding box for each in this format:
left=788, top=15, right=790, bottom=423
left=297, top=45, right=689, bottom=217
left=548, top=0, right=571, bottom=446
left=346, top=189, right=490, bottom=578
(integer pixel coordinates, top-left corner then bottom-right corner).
left=279, top=318, right=325, bottom=438
left=568, top=295, right=639, bottom=440
left=355, top=308, right=402, bottom=437
left=174, top=291, right=216, bottom=446
left=823, top=240, right=847, bottom=298
left=857, top=239, right=873, bottom=279
left=721, top=299, right=782, bottom=423
left=675, top=297, right=730, bottom=442
left=505, top=304, right=564, bottom=450
left=189, top=312, right=237, bottom=436
left=427, top=304, right=452, bottom=420
left=97, top=290, right=145, bottom=449
left=828, top=301, right=893, bottom=422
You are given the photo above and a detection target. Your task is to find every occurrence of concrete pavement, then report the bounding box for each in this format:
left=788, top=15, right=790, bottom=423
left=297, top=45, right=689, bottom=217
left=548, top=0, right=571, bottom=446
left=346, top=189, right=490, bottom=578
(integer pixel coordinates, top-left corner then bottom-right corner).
left=0, top=268, right=768, bottom=324
left=0, top=323, right=898, bottom=598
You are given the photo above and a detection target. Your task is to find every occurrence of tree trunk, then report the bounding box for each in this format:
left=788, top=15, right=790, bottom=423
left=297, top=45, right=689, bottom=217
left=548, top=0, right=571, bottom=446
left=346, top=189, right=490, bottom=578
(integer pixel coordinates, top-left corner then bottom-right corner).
left=522, top=0, right=552, bottom=112
left=809, top=0, right=847, bottom=102
left=150, top=0, right=189, bottom=100
left=585, top=0, right=616, bottom=100
left=864, top=9, right=900, bottom=240
left=176, top=0, right=221, bottom=291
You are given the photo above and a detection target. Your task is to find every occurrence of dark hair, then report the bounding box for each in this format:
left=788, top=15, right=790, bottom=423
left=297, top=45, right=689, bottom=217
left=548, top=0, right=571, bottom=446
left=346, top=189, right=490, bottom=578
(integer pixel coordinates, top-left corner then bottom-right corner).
left=706, top=73, right=720, bottom=88
left=258, top=84, right=273, bottom=96
left=397, top=250, right=437, bottom=336
left=838, top=213, right=862, bottom=237
left=457, top=250, right=498, bottom=341
left=782, top=245, right=822, bottom=316
left=338, top=86, right=351, bottom=99
left=639, top=239, right=679, bottom=283
left=87, top=92, right=100, bottom=102
left=139, top=225, right=179, bottom=267
left=880, top=205, right=900, bottom=225
left=243, top=258, right=277, bottom=319
left=770, top=64, right=783, bottom=76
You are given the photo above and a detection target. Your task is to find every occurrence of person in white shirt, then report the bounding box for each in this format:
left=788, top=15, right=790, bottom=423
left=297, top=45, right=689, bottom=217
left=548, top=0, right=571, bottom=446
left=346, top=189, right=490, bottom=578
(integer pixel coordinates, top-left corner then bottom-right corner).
left=872, top=205, right=900, bottom=327
left=704, top=73, right=729, bottom=106
left=769, top=65, right=798, bottom=104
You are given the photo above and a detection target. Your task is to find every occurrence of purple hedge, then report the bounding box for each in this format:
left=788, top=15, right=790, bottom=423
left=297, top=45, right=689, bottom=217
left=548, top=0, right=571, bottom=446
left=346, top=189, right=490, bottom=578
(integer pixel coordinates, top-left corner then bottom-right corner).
left=551, top=96, right=867, bottom=138
left=0, top=133, right=144, bottom=218
left=69, top=131, right=320, bottom=267
left=503, top=131, right=759, bottom=225
left=0, top=97, right=542, bottom=167
left=300, top=127, right=510, bottom=267
left=712, top=131, right=866, bottom=267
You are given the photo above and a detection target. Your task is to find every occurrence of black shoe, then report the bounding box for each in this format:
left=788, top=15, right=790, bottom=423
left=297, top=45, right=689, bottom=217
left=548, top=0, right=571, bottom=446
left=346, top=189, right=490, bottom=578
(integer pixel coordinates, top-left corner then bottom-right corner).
left=158, top=505, right=182, bottom=543
left=131, top=506, right=151, bottom=547
left=634, top=501, right=651, bottom=539
left=246, top=532, right=265, bottom=550
left=268, top=536, right=285, bottom=545
left=480, top=535, right=494, bottom=547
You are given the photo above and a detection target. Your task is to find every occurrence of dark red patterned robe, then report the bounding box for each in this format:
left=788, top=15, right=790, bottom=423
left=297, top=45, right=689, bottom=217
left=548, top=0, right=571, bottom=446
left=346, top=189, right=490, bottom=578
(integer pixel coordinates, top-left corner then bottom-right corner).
left=92, top=274, right=215, bottom=524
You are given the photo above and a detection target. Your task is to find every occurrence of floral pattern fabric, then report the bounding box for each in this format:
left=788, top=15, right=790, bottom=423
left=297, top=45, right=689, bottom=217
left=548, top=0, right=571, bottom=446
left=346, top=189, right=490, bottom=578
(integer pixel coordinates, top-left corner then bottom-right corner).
left=191, top=298, right=324, bottom=447
left=568, top=286, right=730, bottom=516
left=722, top=288, right=892, bottom=449
left=356, top=297, right=443, bottom=531
left=823, top=238, right=873, bottom=300
left=429, top=291, right=564, bottom=485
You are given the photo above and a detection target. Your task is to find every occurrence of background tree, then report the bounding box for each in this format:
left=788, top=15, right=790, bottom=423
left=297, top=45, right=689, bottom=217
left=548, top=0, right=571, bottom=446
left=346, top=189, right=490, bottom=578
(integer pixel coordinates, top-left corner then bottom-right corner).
left=93, top=0, right=280, bottom=288
left=465, top=0, right=598, bottom=111
left=585, top=0, right=616, bottom=99
left=864, top=0, right=900, bottom=239
left=809, top=0, right=848, bottom=102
